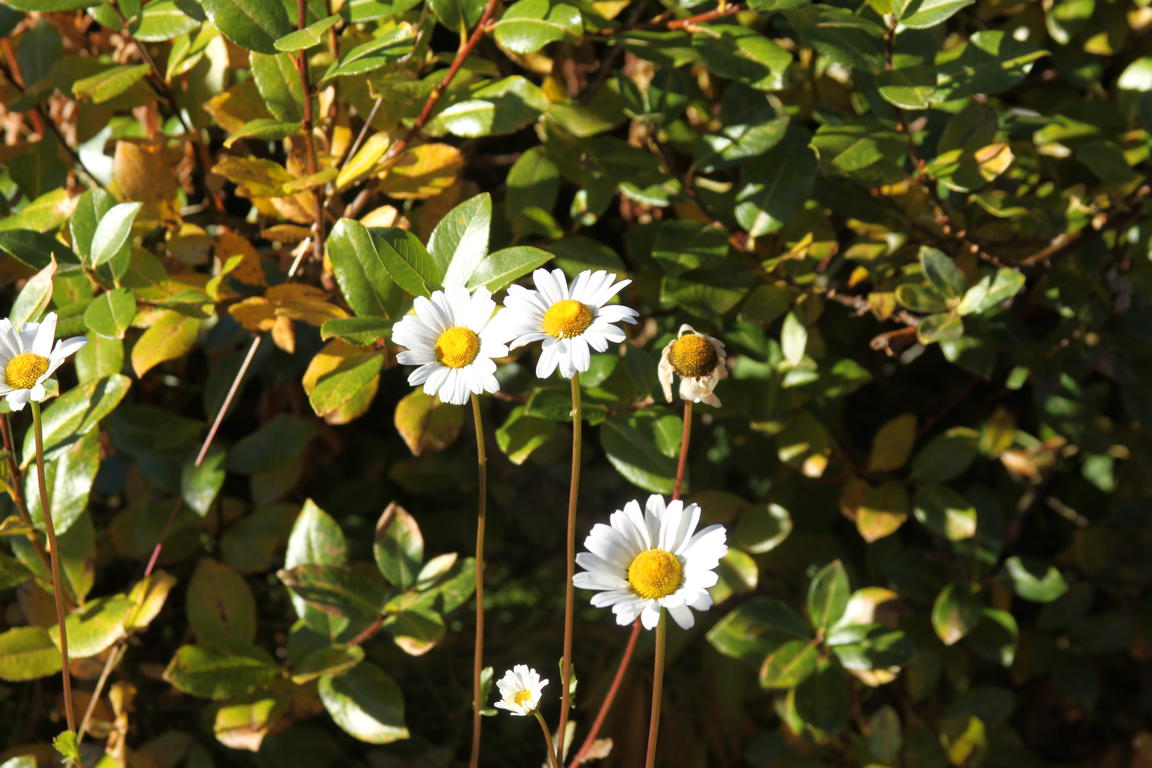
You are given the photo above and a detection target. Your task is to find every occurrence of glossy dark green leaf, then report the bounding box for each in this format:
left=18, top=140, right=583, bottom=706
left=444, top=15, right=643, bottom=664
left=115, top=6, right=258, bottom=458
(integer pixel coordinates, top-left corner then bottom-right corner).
left=374, top=503, right=423, bottom=590
left=807, top=560, right=850, bottom=633
left=1003, top=556, right=1068, bottom=603
left=318, top=662, right=409, bottom=744
left=432, top=193, right=491, bottom=287
left=187, top=559, right=257, bottom=649
left=250, top=52, right=305, bottom=122
left=735, top=124, right=817, bottom=236
left=227, top=414, right=318, bottom=475
left=492, top=0, right=582, bottom=54
left=601, top=413, right=679, bottom=494
left=931, top=582, right=982, bottom=645
left=428, top=76, right=549, bottom=138
left=83, top=288, right=136, bottom=339
left=199, top=0, right=292, bottom=54
left=706, top=597, right=810, bottom=664
left=163, top=644, right=279, bottom=700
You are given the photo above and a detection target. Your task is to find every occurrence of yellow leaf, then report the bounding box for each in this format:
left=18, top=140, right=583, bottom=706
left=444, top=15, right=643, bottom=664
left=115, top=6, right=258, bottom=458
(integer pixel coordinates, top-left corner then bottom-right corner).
left=976, top=142, right=1014, bottom=183
left=131, top=309, right=200, bottom=377
left=394, top=390, right=464, bottom=456
left=228, top=283, right=348, bottom=333
left=359, top=205, right=409, bottom=229
left=126, top=570, right=177, bottom=631
left=856, top=481, right=910, bottom=542
left=302, top=340, right=385, bottom=424
left=212, top=156, right=296, bottom=198
left=215, top=231, right=266, bottom=286
left=271, top=314, right=296, bottom=353
left=261, top=224, right=312, bottom=242
left=335, top=132, right=391, bottom=191
left=867, top=414, right=917, bottom=472
left=112, top=140, right=181, bottom=224
left=204, top=78, right=274, bottom=133
left=377, top=143, right=464, bottom=200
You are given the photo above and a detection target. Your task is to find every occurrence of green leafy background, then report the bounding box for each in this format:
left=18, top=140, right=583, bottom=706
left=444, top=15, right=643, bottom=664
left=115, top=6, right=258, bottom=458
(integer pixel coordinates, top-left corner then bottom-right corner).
left=1, top=0, right=1151, bottom=765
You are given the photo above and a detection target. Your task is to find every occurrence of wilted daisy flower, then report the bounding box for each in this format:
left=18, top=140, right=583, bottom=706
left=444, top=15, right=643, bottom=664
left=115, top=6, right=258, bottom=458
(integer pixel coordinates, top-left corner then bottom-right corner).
left=574, top=494, right=727, bottom=630
left=500, top=268, right=638, bottom=379
left=0, top=312, right=87, bottom=411
left=391, top=286, right=508, bottom=405
left=658, top=324, right=727, bottom=407
left=494, top=665, right=548, bottom=716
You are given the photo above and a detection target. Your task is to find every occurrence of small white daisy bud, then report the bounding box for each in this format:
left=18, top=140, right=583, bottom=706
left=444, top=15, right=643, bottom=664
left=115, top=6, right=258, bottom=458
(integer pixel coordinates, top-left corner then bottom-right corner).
left=658, top=324, right=727, bottom=408
left=494, top=665, right=548, bottom=716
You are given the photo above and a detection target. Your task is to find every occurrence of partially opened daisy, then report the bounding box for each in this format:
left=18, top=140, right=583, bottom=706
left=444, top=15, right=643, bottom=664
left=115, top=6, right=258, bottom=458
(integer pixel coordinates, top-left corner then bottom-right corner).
left=494, top=665, right=548, bottom=716
left=500, top=268, right=638, bottom=379
left=391, top=285, right=508, bottom=405
left=574, top=494, right=727, bottom=630
left=0, top=312, right=87, bottom=411
left=658, top=324, right=727, bottom=407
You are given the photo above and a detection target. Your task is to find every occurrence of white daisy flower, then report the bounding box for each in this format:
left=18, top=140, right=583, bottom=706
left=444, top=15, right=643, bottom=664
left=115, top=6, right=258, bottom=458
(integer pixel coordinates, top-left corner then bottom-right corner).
left=658, top=324, right=728, bottom=408
left=494, top=664, right=548, bottom=716
left=500, top=268, right=638, bottom=380
left=573, top=494, right=727, bottom=631
left=0, top=312, right=87, bottom=412
left=391, top=285, right=508, bottom=406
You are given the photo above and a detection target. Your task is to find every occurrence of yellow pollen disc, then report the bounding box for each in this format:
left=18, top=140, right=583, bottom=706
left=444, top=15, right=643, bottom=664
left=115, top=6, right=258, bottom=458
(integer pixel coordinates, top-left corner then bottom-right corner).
left=668, top=334, right=717, bottom=378
left=4, top=352, right=49, bottom=390
left=514, top=689, right=533, bottom=707
left=627, top=549, right=684, bottom=600
left=542, top=300, right=593, bottom=339
left=434, top=326, right=480, bottom=369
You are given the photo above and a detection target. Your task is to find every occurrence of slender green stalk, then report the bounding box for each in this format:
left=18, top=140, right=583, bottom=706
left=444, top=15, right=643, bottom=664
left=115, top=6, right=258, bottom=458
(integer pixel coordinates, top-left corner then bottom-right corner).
left=31, top=401, right=79, bottom=746
left=643, top=608, right=668, bottom=768
left=533, top=709, right=563, bottom=768
left=558, top=372, right=582, bottom=751
left=468, top=394, right=488, bottom=768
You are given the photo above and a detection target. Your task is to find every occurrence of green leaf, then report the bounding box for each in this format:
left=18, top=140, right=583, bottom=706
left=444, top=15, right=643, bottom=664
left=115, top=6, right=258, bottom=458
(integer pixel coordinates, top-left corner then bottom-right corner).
left=706, top=597, right=810, bottom=664
left=274, top=13, right=341, bottom=51
left=495, top=405, right=557, bottom=465
left=327, top=219, right=398, bottom=317
left=932, top=582, right=982, bottom=645
left=910, top=427, right=979, bottom=482
left=289, top=643, right=364, bottom=684
left=807, top=560, right=850, bottom=633
left=321, top=316, right=392, bottom=346
left=792, top=661, right=851, bottom=734
left=10, top=260, right=56, bottom=331
left=916, top=313, right=964, bottom=344
left=919, top=247, right=966, bottom=299
left=895, top=283, right=949, bottom=313
left=227, top=414, right=318, bottom=475
left=21, top=374, right=131, bottom=466
left=735, top=124, right=817, bottom=236
left=492, top=0, right=582, bottom=54
left=187, top=559, right=257, bottom=649
left=69, top=188, right=116, bottom=264
left=89, top=202, right=141, bottom=268
left=308, top=347, right=384, bottom=416
left=319, top=662, right=409, bottom=744
left=935, top=31, right=1046, bottom=99
left=730, top=503, right=792, bottom=554
left=652, top=220, right=729, bottom=276
left=693, top=24, right=791, bottom=91
left=913, top=484, right=977, bottom=540
left=384, top=599, right=446, bottom=655
left=0, top=626, right=62, bottom=681
left=71, top=64, right=150, bottom=104
left=286, top=499, right=349, bottom=570
left=83, top=288, right=136, bottom=339
left=827, top=623, right=915, bottom=670
left=374, top=503, right=423, bottom=590
left=199, top=0, right=293, bottom=54
left=133, top=0, right=201, bottom=41
left=877, top=65, right=938, bottom=109
left=182, top=447, right=227, bottom=517
left=224, top=118, right=302, bottom=147
left=369, top=227, right=437, bottom=298
left=811, top=121, right=905, bottom=184
left=23, top=430, right=99, bottom=536
left=2, top=0, right=95, bottom=8
left=278, top=564, right=386, bottom=621
left=394, top=390, right=465, bottom=456
left=428, top=76, right=549, bottom=138
left=0, top=230, right=78, bottom=270
left=251, top=51, right=305, bottom=122
left=600, top=413, right=679, bottom=494
left=465, top=246, right=553, bottom=292
left=163, top=644, right=280, bottom=700
left=781, top=311, right=807, bottom=367
left=1003, top=556, right=1068, bottom=603
left=49, top=594, right=134, bottom=658
left=321, top=25, right=414, bottom=80
left=432, top=193, right=492, bottom=287
left=957, top=268, right=1025, bottom=316
left=867, top=414, right=917, bottom=472
left=899, top=0, right=974, bottom=29
left=52, top=731, right=80, bottom=762
left=760, top=639, right=820, bottom=689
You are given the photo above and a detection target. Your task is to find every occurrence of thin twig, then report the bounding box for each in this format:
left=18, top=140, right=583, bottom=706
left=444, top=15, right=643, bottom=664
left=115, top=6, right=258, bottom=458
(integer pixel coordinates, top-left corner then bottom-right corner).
left=1019, top=183, right=1152, bottom=268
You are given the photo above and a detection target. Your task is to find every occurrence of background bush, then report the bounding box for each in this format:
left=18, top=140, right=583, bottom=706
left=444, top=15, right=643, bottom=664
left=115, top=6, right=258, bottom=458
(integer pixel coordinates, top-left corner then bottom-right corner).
left=1, top=0, right=1151, bottom=765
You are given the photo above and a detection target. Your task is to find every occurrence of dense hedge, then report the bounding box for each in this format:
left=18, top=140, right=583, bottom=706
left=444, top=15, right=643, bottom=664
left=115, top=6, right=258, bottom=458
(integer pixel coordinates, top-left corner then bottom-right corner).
left=1, top=0, right=1151, bottom=765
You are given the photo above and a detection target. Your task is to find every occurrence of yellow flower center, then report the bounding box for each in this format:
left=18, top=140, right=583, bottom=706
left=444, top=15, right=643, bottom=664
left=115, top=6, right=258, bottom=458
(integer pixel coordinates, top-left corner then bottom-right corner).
left=513, top=689, right=533, bottom=707
left=5, top=353, right=49, bottom=390
left=668, top=334, right=717, bottom=378
left=434, top=326, right=480, bottom=369
left=627, top=549, right=683, bottom=600
left=542, top=300, right=593, bottom=339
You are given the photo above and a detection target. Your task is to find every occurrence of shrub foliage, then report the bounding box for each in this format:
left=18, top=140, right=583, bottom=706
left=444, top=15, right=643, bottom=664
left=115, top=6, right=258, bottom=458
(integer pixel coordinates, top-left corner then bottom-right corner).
left=0, top=0, right=1151, bottom=765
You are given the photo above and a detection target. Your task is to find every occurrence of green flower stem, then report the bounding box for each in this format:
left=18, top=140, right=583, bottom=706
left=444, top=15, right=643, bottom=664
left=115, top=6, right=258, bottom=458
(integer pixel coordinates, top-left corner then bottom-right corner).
left=643, top=608, right=668, bottom=768
left=558, top=372, right=582, bottom=750
left=468, top=393, right=488, bottom=768
left=30, top=400, right=79, bottom=743
left=534, top=709, right=563, bottom=768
